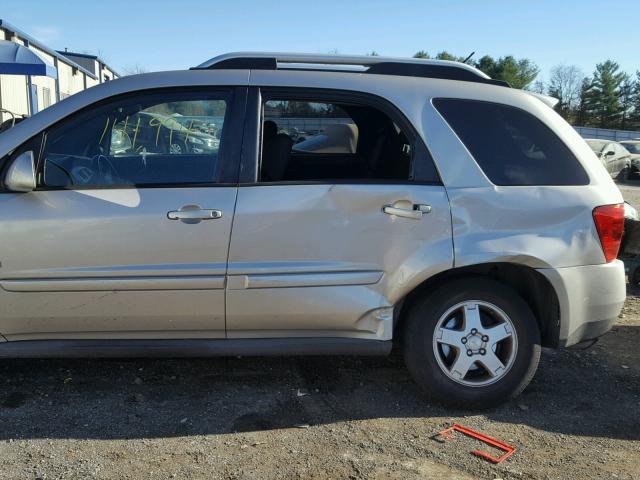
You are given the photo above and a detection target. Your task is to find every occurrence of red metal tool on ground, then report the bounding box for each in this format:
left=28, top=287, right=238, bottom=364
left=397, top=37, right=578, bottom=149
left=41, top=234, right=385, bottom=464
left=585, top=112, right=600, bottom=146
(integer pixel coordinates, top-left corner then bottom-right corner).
left=436, top=424, right=516, bottom=464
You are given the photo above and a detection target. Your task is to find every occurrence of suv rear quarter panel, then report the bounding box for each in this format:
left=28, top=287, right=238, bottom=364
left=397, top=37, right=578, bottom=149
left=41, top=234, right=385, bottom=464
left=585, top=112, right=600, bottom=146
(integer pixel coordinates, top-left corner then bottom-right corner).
left=422, top=83, right=622, bottom=269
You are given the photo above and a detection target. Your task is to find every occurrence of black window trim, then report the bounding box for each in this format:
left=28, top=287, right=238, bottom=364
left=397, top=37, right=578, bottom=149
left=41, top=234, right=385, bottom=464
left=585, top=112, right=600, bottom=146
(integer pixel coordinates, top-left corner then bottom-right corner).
left=0, top=133, right=45, bottom=192
left=8, top=86, right=248, bottom=192
left=238, top=86, right=443, bottom=186
left=432, top=97, right=590, bottom=187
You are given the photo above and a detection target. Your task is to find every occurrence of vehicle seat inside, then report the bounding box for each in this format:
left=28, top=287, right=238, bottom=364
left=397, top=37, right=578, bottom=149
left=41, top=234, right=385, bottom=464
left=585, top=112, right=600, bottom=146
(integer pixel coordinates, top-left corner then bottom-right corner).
left=261, top=120, right=293, bottom=181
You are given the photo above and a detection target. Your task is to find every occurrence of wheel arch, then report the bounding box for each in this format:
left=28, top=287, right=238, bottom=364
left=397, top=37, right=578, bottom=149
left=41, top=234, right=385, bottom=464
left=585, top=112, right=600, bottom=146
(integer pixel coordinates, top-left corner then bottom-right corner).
left=394, top=262, right=560, bottom=348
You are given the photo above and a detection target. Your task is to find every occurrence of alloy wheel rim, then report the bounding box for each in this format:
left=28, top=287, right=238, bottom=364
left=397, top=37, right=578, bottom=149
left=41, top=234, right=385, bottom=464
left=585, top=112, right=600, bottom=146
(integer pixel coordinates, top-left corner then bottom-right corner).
left=432, top=300, right=518, bottom=387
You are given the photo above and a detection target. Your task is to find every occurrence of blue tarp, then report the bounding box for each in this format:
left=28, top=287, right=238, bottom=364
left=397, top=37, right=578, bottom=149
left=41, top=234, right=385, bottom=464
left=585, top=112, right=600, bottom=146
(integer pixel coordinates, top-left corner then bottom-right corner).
left=0, top=40, right=57, bottom=78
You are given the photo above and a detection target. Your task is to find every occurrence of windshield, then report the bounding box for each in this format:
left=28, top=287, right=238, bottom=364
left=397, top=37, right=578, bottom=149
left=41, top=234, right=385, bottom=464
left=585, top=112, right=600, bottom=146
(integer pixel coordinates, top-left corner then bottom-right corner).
left=621, top=142, right=640, bottom=154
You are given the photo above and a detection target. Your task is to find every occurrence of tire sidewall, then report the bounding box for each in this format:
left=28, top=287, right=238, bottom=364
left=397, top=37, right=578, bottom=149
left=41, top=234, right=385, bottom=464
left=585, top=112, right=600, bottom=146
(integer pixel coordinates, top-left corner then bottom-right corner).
left=404, top=277, right=541, bottom=408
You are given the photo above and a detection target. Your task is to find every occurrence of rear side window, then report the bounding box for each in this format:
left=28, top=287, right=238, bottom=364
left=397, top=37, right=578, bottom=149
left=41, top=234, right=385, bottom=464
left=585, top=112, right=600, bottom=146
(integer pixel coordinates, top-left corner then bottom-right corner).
left=260, top=99, right=413, bottom=182
left=433, top=98, right=589, bottom=186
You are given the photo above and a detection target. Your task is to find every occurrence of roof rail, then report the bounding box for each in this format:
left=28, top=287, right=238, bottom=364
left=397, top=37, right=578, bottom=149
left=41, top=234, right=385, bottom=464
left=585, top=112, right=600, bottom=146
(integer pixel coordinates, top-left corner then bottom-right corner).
left=192, top=52, right=511, bottom=88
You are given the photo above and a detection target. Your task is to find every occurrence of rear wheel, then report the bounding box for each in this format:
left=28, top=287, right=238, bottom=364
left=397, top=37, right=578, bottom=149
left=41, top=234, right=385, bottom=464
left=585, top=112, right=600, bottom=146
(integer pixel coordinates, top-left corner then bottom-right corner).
left=618, top=166, right=630, bottom=182
left=403, top=277, right=541, bottom=408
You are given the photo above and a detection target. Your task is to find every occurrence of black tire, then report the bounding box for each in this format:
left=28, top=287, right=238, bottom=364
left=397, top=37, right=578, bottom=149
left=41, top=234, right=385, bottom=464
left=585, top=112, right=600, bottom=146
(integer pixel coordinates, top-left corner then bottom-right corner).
left=403, top=277, right=541, bottom=409
left=618, top=166, right=630, bottom=182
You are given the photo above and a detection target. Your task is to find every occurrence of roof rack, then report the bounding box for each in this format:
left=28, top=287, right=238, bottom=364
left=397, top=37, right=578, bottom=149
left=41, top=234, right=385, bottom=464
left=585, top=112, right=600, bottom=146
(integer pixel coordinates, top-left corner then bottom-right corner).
left=192, top=52, right=510, bottom=88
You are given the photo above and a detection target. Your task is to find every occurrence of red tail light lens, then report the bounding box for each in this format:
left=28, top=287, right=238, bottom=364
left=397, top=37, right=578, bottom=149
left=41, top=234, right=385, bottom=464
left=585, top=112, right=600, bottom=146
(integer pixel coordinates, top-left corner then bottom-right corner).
left=592, top=203, right=625, bottom=262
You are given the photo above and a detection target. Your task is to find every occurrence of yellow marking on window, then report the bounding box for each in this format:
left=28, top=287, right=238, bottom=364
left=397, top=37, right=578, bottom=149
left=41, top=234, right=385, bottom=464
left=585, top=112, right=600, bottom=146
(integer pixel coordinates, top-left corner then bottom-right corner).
left=185, top=119, right=194, bottom=144
left=98, top=116, right=111, bottom=145
left=148, top=116, right=162, bottom=146
left=132, top=116, right=141, bottom=150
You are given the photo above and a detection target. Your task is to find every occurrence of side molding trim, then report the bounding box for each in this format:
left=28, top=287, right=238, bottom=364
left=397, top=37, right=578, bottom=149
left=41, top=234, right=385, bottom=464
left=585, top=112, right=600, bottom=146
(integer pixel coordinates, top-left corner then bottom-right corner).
left=0, top=276, right=226, bottom=292
left=0, top=338, right=392, bottom=358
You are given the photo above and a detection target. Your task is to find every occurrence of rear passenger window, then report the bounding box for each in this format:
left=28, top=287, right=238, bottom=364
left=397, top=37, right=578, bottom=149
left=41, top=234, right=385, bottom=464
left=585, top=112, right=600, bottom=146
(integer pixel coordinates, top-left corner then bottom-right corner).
left=259, top=98, right=438, bottom=183
left=40, top=90, right=229, bottom=188
left=433, top=98, right=589, bottom=186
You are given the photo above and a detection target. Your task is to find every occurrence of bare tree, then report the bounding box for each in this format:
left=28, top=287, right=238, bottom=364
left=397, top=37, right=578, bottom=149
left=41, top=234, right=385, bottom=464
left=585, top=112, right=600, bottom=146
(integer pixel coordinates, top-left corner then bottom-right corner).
left=548, top=64, right=584, bottom=120
left=122, top=63, right=149, bottom=76
left=531, top=80, right=546, bottom=94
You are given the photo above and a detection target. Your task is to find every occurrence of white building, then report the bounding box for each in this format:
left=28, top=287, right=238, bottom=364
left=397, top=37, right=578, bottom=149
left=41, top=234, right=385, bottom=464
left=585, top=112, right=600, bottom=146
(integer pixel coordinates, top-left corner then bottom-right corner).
left=0, top=19, right=119, bottom=123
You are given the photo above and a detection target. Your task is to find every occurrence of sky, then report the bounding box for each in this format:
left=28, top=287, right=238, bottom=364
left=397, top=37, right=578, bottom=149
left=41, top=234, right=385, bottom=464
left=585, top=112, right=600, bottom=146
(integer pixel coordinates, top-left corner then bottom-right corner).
left=4, top=0, right=639, bottom=81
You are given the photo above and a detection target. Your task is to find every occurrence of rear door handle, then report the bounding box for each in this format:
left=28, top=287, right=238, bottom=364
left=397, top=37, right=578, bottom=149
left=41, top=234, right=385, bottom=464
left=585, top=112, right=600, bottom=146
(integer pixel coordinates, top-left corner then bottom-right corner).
left=167, top=205, right=223, bottom=223
left=383, top=203, right=431, bottom=219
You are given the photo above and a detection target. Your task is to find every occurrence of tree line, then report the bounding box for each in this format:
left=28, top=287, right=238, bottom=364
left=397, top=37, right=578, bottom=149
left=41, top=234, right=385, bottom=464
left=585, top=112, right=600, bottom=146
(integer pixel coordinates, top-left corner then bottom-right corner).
left=406, top=50, right=640, bottom=131
left=127, top=50, right=640, bottom=130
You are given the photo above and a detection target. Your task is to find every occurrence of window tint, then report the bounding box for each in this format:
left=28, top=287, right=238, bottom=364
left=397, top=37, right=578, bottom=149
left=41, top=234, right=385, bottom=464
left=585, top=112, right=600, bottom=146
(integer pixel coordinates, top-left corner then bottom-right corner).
left=41, top=91, right=228, bottom=188
left=260, top=99, right=413, bottom=182
left=434, top=98, right=589, bottom=186
left=621, top=142, right=640, bottom=154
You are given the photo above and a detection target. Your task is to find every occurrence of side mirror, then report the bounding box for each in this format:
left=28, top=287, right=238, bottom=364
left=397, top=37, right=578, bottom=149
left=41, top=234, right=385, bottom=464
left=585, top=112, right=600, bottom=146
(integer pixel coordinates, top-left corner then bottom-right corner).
left=5, top=150, right=36, bottom=192
left=605, top=150, right=616, bottom=157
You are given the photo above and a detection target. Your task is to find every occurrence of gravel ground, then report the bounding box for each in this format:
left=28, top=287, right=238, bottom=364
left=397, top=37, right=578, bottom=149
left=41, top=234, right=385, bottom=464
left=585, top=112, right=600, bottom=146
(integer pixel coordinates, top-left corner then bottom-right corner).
left=0, top=183, right=639, bottom=479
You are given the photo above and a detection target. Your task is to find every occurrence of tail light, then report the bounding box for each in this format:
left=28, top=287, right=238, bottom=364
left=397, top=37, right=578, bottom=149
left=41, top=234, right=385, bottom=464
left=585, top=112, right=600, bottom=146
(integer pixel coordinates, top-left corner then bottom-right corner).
left=592, top=204, right=624, bottom=262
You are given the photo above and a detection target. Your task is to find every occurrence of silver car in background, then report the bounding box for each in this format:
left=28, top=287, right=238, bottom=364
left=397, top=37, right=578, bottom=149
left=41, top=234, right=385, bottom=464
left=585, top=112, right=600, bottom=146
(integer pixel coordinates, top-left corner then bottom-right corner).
left=0, top=53, right=626, bottom=408
left=585, top=138, right=632, bottom=180
left=619, top=140, right=640, bottom=176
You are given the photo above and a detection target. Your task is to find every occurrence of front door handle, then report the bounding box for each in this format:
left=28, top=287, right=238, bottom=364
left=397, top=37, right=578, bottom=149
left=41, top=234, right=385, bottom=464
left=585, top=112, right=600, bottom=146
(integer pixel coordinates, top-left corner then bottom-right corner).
left=383, top=202, right=431, bottom=219
left=167, top=204, right=222, bottom=224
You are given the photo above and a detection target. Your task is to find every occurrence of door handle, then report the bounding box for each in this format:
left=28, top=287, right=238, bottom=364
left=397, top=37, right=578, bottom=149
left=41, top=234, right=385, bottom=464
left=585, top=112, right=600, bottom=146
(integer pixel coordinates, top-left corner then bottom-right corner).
left=383, top=203, right=431, bottom=219
left=167, top=204, right=222, bottom=223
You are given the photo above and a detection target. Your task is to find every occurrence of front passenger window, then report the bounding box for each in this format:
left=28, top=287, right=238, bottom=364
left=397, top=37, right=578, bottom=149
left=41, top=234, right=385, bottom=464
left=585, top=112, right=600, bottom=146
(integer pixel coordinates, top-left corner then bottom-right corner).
left=41, top=90, right=229, bottom=188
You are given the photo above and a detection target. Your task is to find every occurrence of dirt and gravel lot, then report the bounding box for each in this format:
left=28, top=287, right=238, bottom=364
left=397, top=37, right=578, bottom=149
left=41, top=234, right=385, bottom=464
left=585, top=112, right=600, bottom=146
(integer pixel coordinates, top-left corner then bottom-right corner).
left=0, top=184, right=639, bottom=480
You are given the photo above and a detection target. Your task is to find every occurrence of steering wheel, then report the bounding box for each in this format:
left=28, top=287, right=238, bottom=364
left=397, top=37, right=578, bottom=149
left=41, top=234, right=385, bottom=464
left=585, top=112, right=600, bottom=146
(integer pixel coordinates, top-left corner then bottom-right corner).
left=95, top=154, right=120, bottom=183
left=70, top=154, right=120, bottom=185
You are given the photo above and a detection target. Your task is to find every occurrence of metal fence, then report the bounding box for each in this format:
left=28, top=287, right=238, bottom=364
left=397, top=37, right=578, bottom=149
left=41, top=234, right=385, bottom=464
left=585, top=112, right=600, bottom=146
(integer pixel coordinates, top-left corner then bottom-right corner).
left=574, top=126, right=640, bottom=141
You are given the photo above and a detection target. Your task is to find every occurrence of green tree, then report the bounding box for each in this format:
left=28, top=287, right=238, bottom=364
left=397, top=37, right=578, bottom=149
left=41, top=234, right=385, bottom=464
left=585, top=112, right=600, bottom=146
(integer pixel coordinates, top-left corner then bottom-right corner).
left=583, top=60, right=627, bottom=128
left=434, top=51, right=466, bottom=62
left=494, top=56, right=539, bottom=89
left=576, top=77, right=594, bottom=126
left=367, top=50, right=380, bottom=56
left=413, top=50, right=430, bottom=59
left=628, top=72, right=640, bottom=129
left=473, top=55, right=539, bottom=89
left=475, top=55, right=498, bottom=77
left=619, top=77, right=635, bottom=130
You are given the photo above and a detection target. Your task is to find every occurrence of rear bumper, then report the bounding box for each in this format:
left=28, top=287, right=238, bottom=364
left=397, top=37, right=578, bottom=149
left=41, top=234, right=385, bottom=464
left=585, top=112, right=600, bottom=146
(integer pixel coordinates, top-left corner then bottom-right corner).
left=536, top=260, right=625, bottom=347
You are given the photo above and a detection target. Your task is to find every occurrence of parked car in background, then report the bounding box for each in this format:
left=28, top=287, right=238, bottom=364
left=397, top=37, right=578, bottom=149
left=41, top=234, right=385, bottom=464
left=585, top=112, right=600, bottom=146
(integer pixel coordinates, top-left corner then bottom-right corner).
left=0, top=109, right=27, bottom=134
left=0, top=52, right=626, bottom=409
left=585, top=139, right=632, bottom=180
left=111, top=112, right=220, bottom=156
left=620, top=140, right=640, bottom=176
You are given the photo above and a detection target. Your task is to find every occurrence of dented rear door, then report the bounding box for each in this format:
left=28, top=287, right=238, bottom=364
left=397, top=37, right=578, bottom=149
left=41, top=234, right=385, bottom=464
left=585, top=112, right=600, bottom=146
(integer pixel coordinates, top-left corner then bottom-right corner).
left=226, top=182, right=453, bottom=340
left=225, top=84, right=453, bottom=341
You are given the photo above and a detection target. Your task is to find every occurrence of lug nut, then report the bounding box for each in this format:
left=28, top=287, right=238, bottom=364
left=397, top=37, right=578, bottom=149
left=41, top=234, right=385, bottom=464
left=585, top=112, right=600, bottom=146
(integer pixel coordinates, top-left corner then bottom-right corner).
left=481, top=335, right=489, bottom=342
left=461, top=337, right=467, bottom=344
left=479, top=348, right=486, bottom=355
left=466, top=350, right=473, bottom=356
left=470, top=328, right=478, bottom=335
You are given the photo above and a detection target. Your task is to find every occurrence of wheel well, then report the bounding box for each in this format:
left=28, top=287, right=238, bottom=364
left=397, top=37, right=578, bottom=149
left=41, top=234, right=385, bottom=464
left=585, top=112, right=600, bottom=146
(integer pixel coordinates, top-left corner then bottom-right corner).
left=395, top=263, right=560, bottom=348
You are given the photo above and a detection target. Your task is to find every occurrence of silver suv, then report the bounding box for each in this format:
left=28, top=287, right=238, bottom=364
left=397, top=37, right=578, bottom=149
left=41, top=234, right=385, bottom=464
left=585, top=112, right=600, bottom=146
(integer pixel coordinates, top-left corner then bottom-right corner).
left=0, top=53, right=626, bottom=408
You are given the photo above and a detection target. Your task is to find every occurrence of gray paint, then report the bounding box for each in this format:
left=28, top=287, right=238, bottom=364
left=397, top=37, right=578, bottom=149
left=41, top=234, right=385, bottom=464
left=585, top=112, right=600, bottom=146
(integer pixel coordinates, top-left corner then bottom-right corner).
left=0, top=64, right=626, bottom=348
